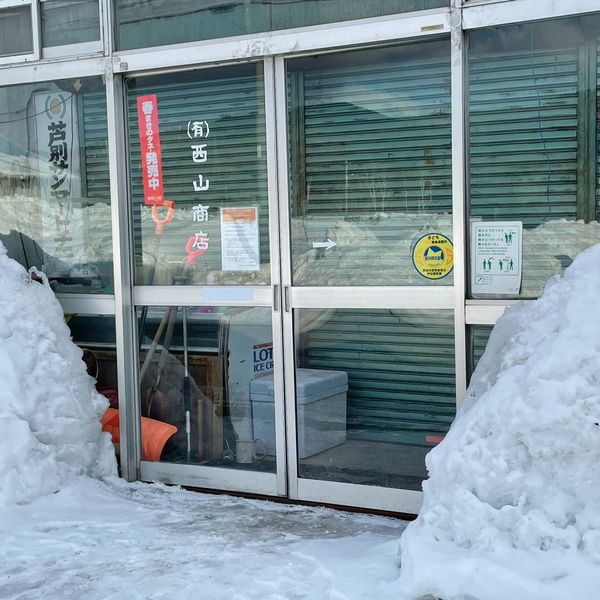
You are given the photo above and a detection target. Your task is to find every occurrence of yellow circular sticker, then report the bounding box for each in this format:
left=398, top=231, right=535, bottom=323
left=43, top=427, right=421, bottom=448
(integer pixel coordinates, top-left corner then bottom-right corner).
left=412, top=233, right=454, bottom=280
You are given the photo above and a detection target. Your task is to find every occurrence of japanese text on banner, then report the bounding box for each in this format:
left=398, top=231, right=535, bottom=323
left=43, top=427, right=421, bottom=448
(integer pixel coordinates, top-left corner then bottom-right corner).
left=137, top=95, right=165, bottom=206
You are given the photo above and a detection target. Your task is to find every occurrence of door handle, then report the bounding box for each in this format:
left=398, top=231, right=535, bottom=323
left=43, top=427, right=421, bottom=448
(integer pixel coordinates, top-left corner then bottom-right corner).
left=284, top=285, right=291, bottom=313
left=273, top=284, right=280, bottom=312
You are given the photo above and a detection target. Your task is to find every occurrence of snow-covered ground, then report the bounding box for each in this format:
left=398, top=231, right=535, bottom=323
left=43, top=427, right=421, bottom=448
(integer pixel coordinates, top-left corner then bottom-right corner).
left=0, top=477, right=409, bottom=600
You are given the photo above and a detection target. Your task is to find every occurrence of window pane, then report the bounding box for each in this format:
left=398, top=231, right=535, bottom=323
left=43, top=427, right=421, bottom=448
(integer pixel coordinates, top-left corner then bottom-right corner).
left=41, top=0, right=101, bottom=47
left=287, top=42, right=452, bottom=286
left=295, top=309, right=455, bottom=490
left=115, top=0, right=448, bottom=50
left=137, top=305, right=275, bottom=472
left=127, top=64, right=269, bottom=287
left=468, top=15, right=600, bottom=298
left=0, top=77, right=113, bottom=293
left=0, top=6, right=33, bottom=57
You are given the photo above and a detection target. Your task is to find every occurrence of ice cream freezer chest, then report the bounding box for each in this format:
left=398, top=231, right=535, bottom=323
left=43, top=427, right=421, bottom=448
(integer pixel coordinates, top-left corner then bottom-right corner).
left=250, top=368, right=348, bottom=459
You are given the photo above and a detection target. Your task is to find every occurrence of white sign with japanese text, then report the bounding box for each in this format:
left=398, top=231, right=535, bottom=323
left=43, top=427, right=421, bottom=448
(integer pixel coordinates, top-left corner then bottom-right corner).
left=221, top=207, right=260, bottom=272
left=33, top=91, right=82, bottom=269
left=471, top=221, right=523, bottom=295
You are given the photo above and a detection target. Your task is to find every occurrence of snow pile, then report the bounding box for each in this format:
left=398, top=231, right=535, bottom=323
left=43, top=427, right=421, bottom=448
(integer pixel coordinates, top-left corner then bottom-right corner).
left=399, top=244, right=600, bottom=600
left=0, top=243, right=116, bottom=505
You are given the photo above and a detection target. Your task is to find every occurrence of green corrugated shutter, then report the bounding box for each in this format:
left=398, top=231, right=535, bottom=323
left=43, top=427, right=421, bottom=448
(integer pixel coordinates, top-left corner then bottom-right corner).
left=80, top=91, right=110, bottom=200
left=469, top=48, right=579, bottom=225
left=293, top=52, right=452, bottom=216
left=304, top=310, right=456, bottom=446
left=292, top=51, right=455, bottom=447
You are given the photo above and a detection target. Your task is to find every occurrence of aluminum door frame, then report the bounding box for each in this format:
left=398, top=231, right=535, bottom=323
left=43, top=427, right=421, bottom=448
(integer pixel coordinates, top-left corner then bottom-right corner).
left=273, top=21, right=463, bottom=512
left=121, top=57, right=287, bottom=498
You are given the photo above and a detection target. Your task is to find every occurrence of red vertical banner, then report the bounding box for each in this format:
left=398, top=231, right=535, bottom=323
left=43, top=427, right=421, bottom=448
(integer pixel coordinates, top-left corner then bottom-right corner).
left=137, top=95, right=165, bottom=206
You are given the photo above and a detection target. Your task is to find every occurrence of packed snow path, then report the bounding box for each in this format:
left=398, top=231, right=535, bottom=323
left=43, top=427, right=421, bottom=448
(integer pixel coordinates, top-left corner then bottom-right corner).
left=0, top=477, right=413, bottom=600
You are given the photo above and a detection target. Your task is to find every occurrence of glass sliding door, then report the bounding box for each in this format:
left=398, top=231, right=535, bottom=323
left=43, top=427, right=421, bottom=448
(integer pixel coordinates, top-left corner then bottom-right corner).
left=120, top=38, right=457, bottom=511
left=278, top=38, right=455, bottom=513
left=125, top=61, right=285, bottom=496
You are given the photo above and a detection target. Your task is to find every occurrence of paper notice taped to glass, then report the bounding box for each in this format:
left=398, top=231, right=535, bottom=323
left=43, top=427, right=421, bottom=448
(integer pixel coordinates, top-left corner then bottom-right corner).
left=221, top=207, right=260, bottom=271
left=471, top=221, right=522, bottom=295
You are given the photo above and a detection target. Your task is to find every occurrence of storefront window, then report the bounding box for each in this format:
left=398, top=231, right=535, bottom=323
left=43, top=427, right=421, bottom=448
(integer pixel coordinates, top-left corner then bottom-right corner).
left=294, top=308, right=455, bottom=490
left=0, top=77, right=113, bottom=293
left=114, top=0, right=448, bottom=50
left=287, top=41, right=452, bottom=286
left=468, top=14, right=600, bottom=298
left=0, top=5, right=33, bottom=57
left=137, top=305, right=275, bottom=472
left=127, top=64, right=269, bottom=287
left=41, top=0, right=101, bottom=47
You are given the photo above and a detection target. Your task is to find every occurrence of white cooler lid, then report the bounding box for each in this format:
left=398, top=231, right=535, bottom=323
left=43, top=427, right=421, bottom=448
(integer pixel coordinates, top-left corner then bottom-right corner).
left=251, top=368, right=348, bottom=405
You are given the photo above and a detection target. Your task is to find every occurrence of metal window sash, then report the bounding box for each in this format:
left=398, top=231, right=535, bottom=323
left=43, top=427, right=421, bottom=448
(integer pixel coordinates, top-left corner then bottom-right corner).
left=274, top=56, right=300, bottom=499
left=451, top=7, right=467, bottom=407
left=31, top=0, right=40, bottom=60
left=463, top=0, right=600, bottom=30
left=264, top=57, right=289, bottom=497
left=100, top=0, right=111, bottom=56
left=0, top=0, right=38, bottom=64
left=465, top=300, right=525, bottom=325
left=0, top=56, right=107, bottom=85
left=56, top=294, right=116, bottom=316
left=133, top=286, right=274, bottom=307
left=297, top=478, right=423, bottom=515
left=0, top=0, right=30, bottom=8
left=140, top=461, right=278, bottom=496
left=289, top=287, right=454, bottom=310
left=106, top=72, right=141, bottom=481
left=39, top=0, right=104, bottom=58
left=112, top=9, right=451, bottom=74
left=42, top=40, right=102, bottom=60
left=0, top=53, right=38, bottom=67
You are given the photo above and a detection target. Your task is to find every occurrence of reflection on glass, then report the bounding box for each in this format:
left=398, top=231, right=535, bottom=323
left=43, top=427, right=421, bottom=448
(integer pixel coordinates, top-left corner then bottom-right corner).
left=41, top=0, right=101, bottom=47
left=115, top=0, right=448, bottom=50
left=0, top=77, right=113, bottom=293
left=0, top=6, right=33, bottom=57
left=127, top=65, right=270, bottom=287
left=295, top=309, right=455, bottom=490
left=468, top=14, right=600, bottom=298
left=287, top=42, right=452, bottom=286
left=67, top=315, right=120, bottom=464
left=68, top=314, right=118, bottom=399
left=137, top=306, right=275, bottom=472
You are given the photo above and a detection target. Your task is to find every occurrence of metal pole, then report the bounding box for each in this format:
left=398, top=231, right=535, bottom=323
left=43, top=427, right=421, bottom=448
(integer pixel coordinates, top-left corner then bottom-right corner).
left=182, top=305, right=191, bottom=462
